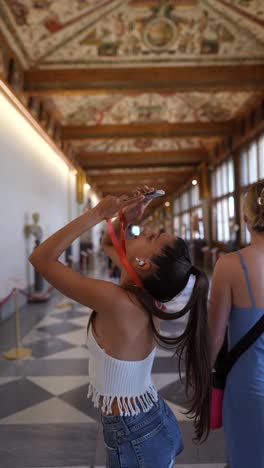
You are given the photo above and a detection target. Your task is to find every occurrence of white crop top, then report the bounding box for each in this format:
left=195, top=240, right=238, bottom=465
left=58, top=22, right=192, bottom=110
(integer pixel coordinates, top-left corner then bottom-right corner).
left=86, top=324, right=158, bottom=416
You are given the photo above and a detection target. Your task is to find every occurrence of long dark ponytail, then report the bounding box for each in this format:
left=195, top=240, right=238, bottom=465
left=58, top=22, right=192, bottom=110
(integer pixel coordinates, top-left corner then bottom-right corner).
left=88, top=238, right=210, bottom=441
left=124, top=239, right=210, bottom=442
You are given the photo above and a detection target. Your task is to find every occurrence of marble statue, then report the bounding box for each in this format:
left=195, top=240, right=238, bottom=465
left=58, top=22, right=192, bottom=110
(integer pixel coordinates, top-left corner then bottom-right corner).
left=24, top=212, right=44, bottom=292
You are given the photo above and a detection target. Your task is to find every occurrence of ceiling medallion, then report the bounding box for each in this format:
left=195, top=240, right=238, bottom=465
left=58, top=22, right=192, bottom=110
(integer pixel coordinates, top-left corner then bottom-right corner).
left=142, top=3, right=177, bottom=51
left=144, top=17, right=176, bottom=50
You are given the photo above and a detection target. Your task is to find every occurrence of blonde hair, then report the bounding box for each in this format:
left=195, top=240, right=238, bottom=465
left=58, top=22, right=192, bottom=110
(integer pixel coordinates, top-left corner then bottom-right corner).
left=243, top=181, right=264, bottom=232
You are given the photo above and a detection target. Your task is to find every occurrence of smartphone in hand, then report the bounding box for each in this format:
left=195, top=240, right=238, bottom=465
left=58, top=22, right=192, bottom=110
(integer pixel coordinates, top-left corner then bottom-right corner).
left=144, top=190, right=165, bottom=200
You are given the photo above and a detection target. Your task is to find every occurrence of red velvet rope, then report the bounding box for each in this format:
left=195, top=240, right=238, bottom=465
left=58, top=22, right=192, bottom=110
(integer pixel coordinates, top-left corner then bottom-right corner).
left=0, top=290, right=14, bottom=307
left=0, top=286, right=53, bottom=307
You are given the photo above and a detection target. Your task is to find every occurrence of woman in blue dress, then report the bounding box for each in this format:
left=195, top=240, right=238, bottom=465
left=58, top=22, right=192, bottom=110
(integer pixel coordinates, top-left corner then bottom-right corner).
left=209, top=181, right=264, bottom=468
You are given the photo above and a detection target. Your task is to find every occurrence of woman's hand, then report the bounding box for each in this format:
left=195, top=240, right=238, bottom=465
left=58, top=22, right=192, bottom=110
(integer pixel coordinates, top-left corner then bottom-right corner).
left=96, top=193, right=144, bottom=220
left=123, top=186, right=154, bottom=223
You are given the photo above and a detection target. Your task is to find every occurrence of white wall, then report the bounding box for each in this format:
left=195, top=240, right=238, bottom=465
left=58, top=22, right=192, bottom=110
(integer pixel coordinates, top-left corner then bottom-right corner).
left=0, top=90, right=80, bottom=301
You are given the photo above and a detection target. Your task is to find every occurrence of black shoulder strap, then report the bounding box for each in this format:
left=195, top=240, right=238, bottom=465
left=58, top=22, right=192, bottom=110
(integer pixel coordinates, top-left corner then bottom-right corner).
left=225, top=315, right=264, bottom=374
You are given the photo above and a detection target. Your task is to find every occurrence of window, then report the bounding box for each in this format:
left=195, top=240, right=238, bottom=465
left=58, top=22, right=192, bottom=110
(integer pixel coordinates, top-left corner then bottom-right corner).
left=240, top=192, right=251, bottom=245
left=248, top=142, right=258, bottom=184
left=222, top=163, right=228, bottom=194
left=216, top=166, right=222, bottom=197
left=173, top=185, right=204, bottom=240
left=240, top=139, right=263, bottom=186
left=191, top=185, right=199, bottom=206
left=212, top=158, right=235, bottom=242
left=240, top=133, right=264, bottom=244
left=181, top=192, right=190, bottom=211
left=192, top=206, right=204, bottom=239
left=214, top=197, right=235, bottom=242
left=228, top=159, right=235, bottom=193
left=173, top=198, right=180, bottom=215
left=181, top=212, right=191, bottom=240
left=213, top=160, right=235, bottom=199
left=229, top=195, right=235, bottom=218
left=259, top=135, right=264, bottom=179
left=173, top=216, right=180, bottom=236
left=216, top=201, right=223, bottom=242
left=240, top=150, right=248, bottom=186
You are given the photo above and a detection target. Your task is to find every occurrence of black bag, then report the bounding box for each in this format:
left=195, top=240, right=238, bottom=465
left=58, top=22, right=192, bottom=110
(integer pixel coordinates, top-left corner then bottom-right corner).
left=214, top=314, right=264, bottom=386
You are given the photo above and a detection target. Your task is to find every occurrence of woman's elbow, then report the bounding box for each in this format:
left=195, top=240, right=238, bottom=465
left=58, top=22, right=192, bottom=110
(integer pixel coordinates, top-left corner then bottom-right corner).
left=210, top=338, right=224, bottom=368
left=28, top=253, right=44, bottom=269
left=28, top=254, right=36, bottom=266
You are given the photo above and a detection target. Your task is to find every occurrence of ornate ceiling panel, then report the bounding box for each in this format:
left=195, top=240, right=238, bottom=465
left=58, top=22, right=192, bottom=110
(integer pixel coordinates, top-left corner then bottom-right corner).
left=74, top=137, right=201, bottom=153
left=0, top=0, right=263, bottom=68
left=218, top=0, right=264, bottom=23
left=1, top=0, right=263, bottom=200
left=54, top=91, right=251, bottom=125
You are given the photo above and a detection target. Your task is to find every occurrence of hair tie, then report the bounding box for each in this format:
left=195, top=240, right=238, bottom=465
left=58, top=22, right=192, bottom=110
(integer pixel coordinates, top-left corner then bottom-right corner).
left=257, top=188, right=264, bottom=206
left=190, top=265, right=200, bottom=276
left=154, top=300, right=167, bottom=312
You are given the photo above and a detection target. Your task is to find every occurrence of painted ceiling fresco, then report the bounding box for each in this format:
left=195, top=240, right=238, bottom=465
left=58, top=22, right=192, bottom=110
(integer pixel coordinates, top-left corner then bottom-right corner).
left=74, top=137, right=201, bottom=153
left=0, top=0, right=264, bottom=68
left=54, top=92, right=251, bottom=126
left=219, top=0, right=264, bottom=22
left=1, top=0, right=263, bottom=181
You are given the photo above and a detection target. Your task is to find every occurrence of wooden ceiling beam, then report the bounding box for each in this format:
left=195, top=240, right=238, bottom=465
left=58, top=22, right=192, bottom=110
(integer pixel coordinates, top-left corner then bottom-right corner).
left=87, top=166, right=194, bottom=175
left=24, top=65, right=264, bottom=95
left=83, top=162, right=198, bottom=170
left=94, top=176, right=186, bottom=187
left=79, top=149, right=206, bottom=168
left=62, top=122, right=232, bottom=140
left=78, top=151, right=205, bottom=171
left=87, top=171, right=191, bottom=183
left=100, top=184, right=178, bottom=195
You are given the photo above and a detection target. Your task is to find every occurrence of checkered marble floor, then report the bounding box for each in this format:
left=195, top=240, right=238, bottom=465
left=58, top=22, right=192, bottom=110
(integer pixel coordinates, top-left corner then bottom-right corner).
left=0, top=266, right=227, bottom=468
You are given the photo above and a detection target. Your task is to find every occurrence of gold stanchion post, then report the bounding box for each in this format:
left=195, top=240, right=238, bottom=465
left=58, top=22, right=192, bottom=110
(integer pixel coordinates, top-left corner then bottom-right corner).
left=3, top=288, right=32, bottom=360
left=81, top=251, right=88, bottom=274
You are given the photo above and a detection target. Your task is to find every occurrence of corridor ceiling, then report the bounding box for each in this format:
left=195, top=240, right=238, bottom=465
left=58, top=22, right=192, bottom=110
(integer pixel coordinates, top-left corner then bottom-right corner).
left=1, top=0, right=264, bottom=205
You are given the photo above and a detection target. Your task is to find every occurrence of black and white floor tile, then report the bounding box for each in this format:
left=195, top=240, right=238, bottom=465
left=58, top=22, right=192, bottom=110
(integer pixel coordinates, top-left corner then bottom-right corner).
left=0, top=267, right=227, bottom=468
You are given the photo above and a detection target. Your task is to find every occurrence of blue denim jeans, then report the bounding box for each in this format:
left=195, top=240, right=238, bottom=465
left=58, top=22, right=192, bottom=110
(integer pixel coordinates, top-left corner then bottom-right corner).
left=101, top=395, right=183, bottom=467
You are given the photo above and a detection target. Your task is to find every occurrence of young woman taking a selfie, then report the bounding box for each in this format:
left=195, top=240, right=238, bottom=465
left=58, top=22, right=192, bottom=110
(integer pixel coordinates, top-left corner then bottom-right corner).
left=29, top=186, right=211, bottom=468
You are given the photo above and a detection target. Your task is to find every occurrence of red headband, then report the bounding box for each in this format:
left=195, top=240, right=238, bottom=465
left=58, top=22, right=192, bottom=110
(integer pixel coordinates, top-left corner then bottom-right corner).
left=107, top=211, right=166, bottom=312
left=107, top=211, right=143, bottom=288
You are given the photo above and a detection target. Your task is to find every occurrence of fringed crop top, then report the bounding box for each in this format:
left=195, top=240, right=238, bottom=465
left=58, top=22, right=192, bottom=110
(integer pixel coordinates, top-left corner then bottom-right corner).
left=86, top=324, right=158, bottom=416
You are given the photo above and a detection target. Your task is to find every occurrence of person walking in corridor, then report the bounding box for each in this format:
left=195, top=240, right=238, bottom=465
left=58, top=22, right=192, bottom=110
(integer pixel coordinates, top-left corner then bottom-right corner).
left=29, top=186, right=211, bottom=468
left=209, top=181, right=264, bottom=468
